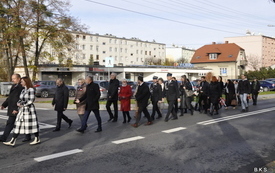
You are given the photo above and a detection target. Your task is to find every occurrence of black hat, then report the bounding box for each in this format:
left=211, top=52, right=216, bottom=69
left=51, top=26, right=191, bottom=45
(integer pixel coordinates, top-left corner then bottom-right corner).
left=138, top=75, right=143, bottom=81
left=167, top=73, right=172, bottom=77
left=153, top=76, right=158, bottom=80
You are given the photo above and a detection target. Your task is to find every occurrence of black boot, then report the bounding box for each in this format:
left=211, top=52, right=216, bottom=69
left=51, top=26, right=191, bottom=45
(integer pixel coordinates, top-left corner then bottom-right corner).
left=184, top=109, right=187, bottom=113
left=122, top=112, right=126, bottom=123
left=180, top=109, right=184, bottom=116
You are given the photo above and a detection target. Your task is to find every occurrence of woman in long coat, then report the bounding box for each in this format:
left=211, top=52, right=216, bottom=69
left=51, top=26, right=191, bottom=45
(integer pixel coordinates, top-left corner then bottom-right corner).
left=3, top=76, right=40, bottom=146
left=74, top=79, right=86, bottom=128
left=224, top=79, right=236, bottom=109
left=208, top=76, right=222, bottom=115
left=118, top=79, right=132, bottom=123
left=179, top=75, right=194, bottom=116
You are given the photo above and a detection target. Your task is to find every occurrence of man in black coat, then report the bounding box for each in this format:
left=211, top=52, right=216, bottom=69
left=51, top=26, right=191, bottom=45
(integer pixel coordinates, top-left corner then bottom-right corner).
left=150, top=76, right=162, bottom=120
left=52, top=78, right=73, bottom=132
left=198, top=76, right=210, bottom=114
left=76, top=76, right=102, bottom=133
left=251, top=77, right=260, bottom=105
left=0, top=74, right=31, bottom=142
left=237, top=74, right=251, bottom=112
left=131, top=76, right=152, bottom=128
left=164, top=73, right=179, bottom=122
left=106, top=73, right=119, bottom=122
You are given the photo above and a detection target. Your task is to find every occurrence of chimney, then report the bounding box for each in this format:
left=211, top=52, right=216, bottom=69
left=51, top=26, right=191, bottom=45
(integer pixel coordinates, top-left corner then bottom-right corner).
left=212, top=42, right=216, bottom=44
left=225, top=41, right=229, bottom=44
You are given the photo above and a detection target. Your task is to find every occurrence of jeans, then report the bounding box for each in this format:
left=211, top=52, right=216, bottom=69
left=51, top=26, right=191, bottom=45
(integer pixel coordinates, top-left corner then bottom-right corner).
left=240, top=93, right=248, bottom=110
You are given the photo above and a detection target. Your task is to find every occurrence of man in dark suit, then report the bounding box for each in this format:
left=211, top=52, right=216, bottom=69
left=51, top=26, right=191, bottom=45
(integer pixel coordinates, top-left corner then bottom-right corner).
left=106, top=73, right=119, bottom=122
left=150, top=76, right=162, bottom=120
left=251, top=77, right=260, bottom=105
left=76, top=76, right=102, bottom=133
left=131, top=76, right=152, bottom=128
left=164, top=73, right=179, bottom=122
left=0, top=74, right=31, bottom=142
left=52, top=78, right=73, bottom=132
left=199, top=76, right=210, bottom=114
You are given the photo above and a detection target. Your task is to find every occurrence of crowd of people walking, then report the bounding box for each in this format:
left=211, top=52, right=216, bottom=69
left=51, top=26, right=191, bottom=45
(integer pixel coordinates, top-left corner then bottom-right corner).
left=0, top=72, right=260, bottom=147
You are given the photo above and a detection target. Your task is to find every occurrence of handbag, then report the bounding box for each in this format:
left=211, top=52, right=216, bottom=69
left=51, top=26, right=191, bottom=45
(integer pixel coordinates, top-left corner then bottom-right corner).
left=185, top=90, right=193, bottom=97
left=231, top=99, right=237, bottom=106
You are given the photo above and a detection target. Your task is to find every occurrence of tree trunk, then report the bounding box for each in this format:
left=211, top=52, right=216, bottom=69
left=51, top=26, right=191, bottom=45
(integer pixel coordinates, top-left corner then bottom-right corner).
left=19, top=36, right=30, bottom=77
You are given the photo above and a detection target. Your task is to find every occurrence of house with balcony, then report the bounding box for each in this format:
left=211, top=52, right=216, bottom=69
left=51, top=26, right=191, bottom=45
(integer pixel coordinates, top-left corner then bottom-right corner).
left=190, top=41, right=247, bottom=80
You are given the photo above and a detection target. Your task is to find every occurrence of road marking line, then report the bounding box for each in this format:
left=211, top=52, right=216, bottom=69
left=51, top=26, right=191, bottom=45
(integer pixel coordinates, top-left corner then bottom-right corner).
left=112, top=136, right=145, bottom=144
left=197, top=107, right=275, bottom=125
left=0, top=115, right=8, bottom=120
left=162, top=127, right=187, bottom=133
left=34, top=149, right=83, bottom=162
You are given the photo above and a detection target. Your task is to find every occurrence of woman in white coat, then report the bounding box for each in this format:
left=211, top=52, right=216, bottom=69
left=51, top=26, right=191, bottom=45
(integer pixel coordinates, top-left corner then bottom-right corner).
left=3, top=76, right=40, bottom=146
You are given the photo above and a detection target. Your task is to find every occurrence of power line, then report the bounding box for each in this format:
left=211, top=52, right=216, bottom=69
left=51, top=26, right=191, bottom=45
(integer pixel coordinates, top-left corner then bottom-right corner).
left=83, top=0, right=243, bottom=35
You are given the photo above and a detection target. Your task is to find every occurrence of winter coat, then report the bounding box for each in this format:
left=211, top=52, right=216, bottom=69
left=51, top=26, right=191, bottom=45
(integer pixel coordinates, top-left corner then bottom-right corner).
left=135, top=83, right=151, bottom=109
left=74, top=84, right=86, bottom=115
left=2, top=83, right=24, bottom=116
left=118, top=85, right=132, bottom=111
left=150, top=82, right=162, bottom=102
left=165, top=80, right=179, bottom=101
left=79, top=82, right=101, bottom=110
left=52, top=83, right=69, bottom=111
left=251, top=80, right=260, bottom=94
left=209, top=81, right=221, bottom=104
left=224, top=82, right=236, bottom=106
left=107, top=78, right=119, bottom=101
left=14, top=88, right=39, bottom=134
left=199, top=81, right=209, bottom=97
left=237, top=80, right=251, bottom=94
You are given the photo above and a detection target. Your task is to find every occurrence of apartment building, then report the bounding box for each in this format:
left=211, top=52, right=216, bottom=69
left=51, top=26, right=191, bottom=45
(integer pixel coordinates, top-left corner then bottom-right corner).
left=224, top=35, right=275, bottom=70
left=69, top=33, right=166, bottom=66
left=166, top=46, right=195, bottom=63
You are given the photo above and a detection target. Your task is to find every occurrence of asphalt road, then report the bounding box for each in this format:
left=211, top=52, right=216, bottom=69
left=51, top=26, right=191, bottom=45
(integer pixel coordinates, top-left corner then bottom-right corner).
left=0, top=98, right=275, bottom=173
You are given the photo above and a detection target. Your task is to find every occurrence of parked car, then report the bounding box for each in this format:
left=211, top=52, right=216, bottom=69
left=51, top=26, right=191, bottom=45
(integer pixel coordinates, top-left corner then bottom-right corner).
left=259, top=80, right=275, bottom=91
left=93, top=80, right=109, bottom=100
left=33, top=81, right=76, bottom=98
left=265, top=78, right=275, bottom=82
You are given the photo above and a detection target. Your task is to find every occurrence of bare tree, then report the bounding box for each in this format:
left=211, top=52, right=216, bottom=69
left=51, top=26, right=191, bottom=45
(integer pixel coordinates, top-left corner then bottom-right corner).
left=246, top=54, right=261, bottom=71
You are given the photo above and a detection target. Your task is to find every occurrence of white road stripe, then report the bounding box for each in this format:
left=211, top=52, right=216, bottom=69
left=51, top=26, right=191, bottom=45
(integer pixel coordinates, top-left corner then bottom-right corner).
left=0, top=115, right=8, bottom=120
left=162, top=127, right=187, bottom=133
left=34, top=149, right=83, bottom=162
left=197, top=107, right=275, bottom=125
left=112, top=136, right=145, bottom=144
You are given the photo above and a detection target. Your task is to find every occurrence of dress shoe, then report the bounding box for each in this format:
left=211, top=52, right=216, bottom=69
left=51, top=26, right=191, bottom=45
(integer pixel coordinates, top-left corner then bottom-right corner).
left=214, top=111, right=219, bottom=115
left=171, top=117, right=178, bottom=120
left=95, top=129, right=102, bottom=133
left=108, top=117, right=114, bottom=122
left=127, top=117, right=132, bottom=123
left=3, top=138, right=16, bottom=147
left=131, top=123, right=138, bottom=128
left=76, top=129, right=84, bottom=133
left=22, top=138, right=31, bottom=142
left=112, top=119, right=117, bottom=122
left=52, top=129, right=60, bottom=132
left=145, top=121, right=153, bottom=126
left=164, top=118, right=169, bottom=122
left=68, top=120, right=73, bottom=128
left=30, top=137, right=40, bottom=145
left=190, top=110, right=194, bottom=115
left=241, top=109, right=246, bottom=112
left=122, top=120, right=126, bottom=124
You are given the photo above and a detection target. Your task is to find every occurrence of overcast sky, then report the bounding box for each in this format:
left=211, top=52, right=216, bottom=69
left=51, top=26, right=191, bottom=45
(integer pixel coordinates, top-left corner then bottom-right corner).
left=68, top=0, right=275, bottom=49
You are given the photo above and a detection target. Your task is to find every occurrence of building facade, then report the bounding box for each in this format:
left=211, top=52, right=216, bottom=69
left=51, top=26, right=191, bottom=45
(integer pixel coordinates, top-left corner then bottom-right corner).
left=166, top=46, right=195, bottom=63
left=224, top=35, right=275, bottom=70
left=49, top=32, right=166, bottom=66
left=190, top=41, right=247, bottom=80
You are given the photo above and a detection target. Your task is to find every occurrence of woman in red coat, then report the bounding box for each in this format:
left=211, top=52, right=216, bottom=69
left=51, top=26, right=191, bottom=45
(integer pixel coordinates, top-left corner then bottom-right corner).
left=118, top=79, right=132, bottom=123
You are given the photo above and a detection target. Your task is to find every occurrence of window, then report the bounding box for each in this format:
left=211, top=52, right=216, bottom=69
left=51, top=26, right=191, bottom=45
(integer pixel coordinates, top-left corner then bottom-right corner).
left=82, top=45, right=85, bottom=50
left=96, top=37, right=99, bottom=42
left=136, top=57, right=139, bottom=61
left=120, top=48, right=123, bottom=52
left=109, top=39, right=112, bottom=43
left=103, top=42, right=106, bottom=45
left=83, top=35, right=86, bottom=40
left=115, top=48, right=118, bottom=52
left=103, top=51, right=106, bottom=54
left=125, top=49, right=127, bottom=53
left=96, top=46, right=99, bottom=51
left=149, top=51, right=151, bottom=56
left=131, top=53, right=133, bottom=56
left=82, top=54, right=86, bottom=59
left=76, top=44, right=79, bottom=50
left=136, top=50, right=138, bottom=54
left=90, top=45, right=93, bottom=50
left=76, top=35, right=79, bottom=40
left=209, top=53, right=218, bottom=60
left=145, top=51, right=147, bottom=55
left=220, top=68, right=227, bottom=76
left=90, top=36, right=93, bottom=41
left=96, top=55, right=99, bottom=60
left=109, top=47, right=112, bottom=52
